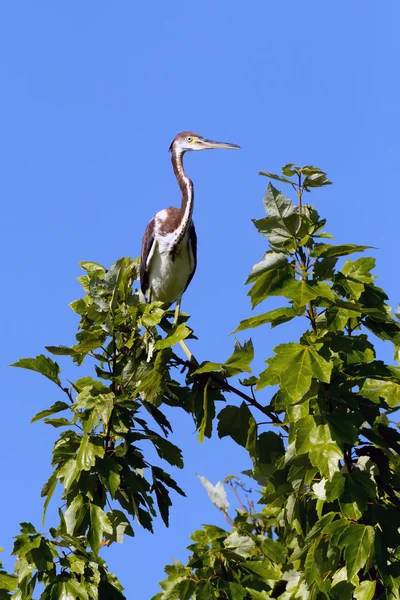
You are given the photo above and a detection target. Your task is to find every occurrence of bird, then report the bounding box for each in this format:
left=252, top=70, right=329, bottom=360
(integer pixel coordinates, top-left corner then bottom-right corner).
left=140, top=131, right=240, bottom=325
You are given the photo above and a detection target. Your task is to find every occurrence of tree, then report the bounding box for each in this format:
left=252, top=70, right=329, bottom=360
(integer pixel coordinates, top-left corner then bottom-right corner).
left=4, top=164, right=400, bottom=599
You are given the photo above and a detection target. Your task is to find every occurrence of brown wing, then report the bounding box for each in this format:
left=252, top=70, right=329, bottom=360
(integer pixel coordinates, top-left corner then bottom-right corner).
left=140, top=217, right=156, bottom=298
left=183, top=221, right=197, bottom=293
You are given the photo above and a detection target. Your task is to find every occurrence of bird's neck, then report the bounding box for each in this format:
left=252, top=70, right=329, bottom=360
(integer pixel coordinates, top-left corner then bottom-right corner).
left=172, top=149, right=194, bottom=243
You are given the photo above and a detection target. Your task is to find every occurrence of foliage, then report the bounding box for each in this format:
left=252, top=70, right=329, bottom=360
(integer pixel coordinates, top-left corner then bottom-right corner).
left=154, top=165, right=400, bottom=599
left=9, top=258, right=192, bottom=598
left=5, top=162, right=400, bottom=598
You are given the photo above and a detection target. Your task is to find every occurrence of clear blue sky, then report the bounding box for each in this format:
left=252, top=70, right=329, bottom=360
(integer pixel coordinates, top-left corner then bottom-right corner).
left=1, top=2, right=399, bottom=597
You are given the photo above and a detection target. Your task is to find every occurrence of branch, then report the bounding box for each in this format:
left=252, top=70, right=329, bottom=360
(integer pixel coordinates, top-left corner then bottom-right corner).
left=216, top=376, right=288, bottom=431
left=61, top=385, right=74, bottom=404
left=172, top=353, right=288, bottom=432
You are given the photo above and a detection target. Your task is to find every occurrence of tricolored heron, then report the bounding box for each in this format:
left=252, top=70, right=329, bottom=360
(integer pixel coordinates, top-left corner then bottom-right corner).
left=140, top=131, right=240, bottom=326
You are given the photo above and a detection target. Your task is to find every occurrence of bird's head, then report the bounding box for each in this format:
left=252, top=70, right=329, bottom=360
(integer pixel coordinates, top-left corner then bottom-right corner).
left=169, top=131, right=240, bottom=153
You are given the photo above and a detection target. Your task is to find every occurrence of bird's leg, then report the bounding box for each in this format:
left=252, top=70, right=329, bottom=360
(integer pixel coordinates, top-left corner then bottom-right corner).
left=173, top=297, right=198, bottom=364
left=173, top=297, right=181, bottom=327
left=179, top=339, right=199, bottom=366
left=144, top=290, right=156, bottom=361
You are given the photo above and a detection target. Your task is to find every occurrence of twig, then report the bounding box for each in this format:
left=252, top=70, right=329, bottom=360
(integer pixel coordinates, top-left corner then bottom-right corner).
left=171, top=352, right=288, bottom=432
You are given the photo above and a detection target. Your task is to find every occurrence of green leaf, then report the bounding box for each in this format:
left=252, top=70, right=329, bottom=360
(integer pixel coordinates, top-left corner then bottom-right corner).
left=193, top=361, right=222, bottom=375
left=69, top=297, right=87, bottom=314
left=258, top=170, right=295, bottom=185
left=64, top=494, right=88, bottom=535
left=312, top=243, right=371, bottom=259
left=141, top=303, right=166, bottom=327
left=197, top=379, right=215, bottom=443
left=303, top=171, right=332, bottom=188
left=246, top=417, right=257, bottom=461
left=31, top=401, right=70, bottom=423
left=337, top=524, right=375, bottom=580
left=106, top=509, right=134, bottom=544
left=76, top=436, right=105, bottom=472
left=291, top=512, right=336, bottom=561
left=152, top=466, right=185, bottom=497
left=246, top=252, right=288, bottom=283
left=327, top=412, right=361, bottom=445
left=337, top=257, right=376, bottom=300
left=224, top=339, right=254, bottom=375
left=248, top=265, right=293, bottom=308
left=0, top=573, right=17, bottom=592
left=10, top=354, right=61, bottom=386
left=58, top=458, right=80, bottom=490
left=246, top=590, right=270, bottom=600
left=41, top=471, right=58, bottom=525
left=79, top=260, right=107, bottom=276
left=45, top=345, right=77, bottom=356
left=49, top=581, right=89, bottom=600
left=263, top=182, right=296, bottom=220
left=153, top=479, right=172, bottom=527
left=300, top=165, right=326, bottom=176
left=97, top=456, right=121, bottom=497
left=227, top=582, right=247, bottom=600
left=313, top=256, right=338, bottom=280
left=240, top=559, right=280, bottom=580
left=252, top=216, right=297, bottom=249
left=121, top=357, right=139, bottom=391
left=294, top=418, right=342, bottom=478
left=282, top=163, right=296, bottom=176
left=175, top=579, right=196, bottom=600
left=65, top=580, right=89, bottom=600
left=339, top=470, right=377, bottom=520
left=354, top=581, right=376, bottom=600
left=88, top=504, right=113, bottom=557
left=136, top=349, right=170, bottom=406
left=260, top=538, right=285, bottom=564
left=278, top=279, right=335, bottom=306
left=341, top=257, right=375, bottom=282
left=217, top=403, right=252, bottom=447
left=195, top=339, right=254, bottom=377
left=257, top=342, right=332, bottom=401
left=224, top=531, right=255, bottom=557
left=233, top=307, right=296, bottom=333
left=43, top=417, right=71, bottom=428
left=154, top=324, right=191, bottom=350
left=196, top=582, right=215, bottom=600
left=325, top=472, right=345, bottom=502
left=71, top=332, right=107, bottom=354
left=361, top=379, right=400, bottom=408
left=12, top=533, right=41, bottom=556
left=152, top=437, right=184, bottom=468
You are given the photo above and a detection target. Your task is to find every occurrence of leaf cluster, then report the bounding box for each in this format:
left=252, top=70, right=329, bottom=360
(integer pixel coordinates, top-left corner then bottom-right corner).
left=155, top=167, right=400, bottom=599
left=9, top=258, right=196, bottom=597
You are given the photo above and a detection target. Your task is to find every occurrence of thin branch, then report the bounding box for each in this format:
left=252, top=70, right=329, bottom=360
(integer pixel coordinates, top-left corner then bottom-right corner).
left=171, top=353, right=288, bottom=432
left=211, top=376, right=288, bottom=431
left=61, top=385, right=74, bottom=404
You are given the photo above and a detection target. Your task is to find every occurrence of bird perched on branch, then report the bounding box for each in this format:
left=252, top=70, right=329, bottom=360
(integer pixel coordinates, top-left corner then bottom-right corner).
left=140, top=131, right=240, bottom=324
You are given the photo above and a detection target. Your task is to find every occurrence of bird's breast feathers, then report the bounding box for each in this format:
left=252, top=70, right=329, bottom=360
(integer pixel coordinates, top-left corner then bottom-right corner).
left=146, top=226, right=195, bottom=307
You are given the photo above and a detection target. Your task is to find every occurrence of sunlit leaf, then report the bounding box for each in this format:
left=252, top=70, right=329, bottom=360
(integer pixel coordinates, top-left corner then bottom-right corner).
left=10, top=355, right=61, bottom=386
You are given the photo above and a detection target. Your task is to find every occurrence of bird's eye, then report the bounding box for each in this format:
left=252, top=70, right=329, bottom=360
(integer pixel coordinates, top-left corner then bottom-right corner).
left=186, top=136, right=193, bottom=143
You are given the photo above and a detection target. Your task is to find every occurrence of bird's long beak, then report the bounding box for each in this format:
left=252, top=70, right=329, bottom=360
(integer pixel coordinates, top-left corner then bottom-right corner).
left=199, top=138, right=241, bottom=150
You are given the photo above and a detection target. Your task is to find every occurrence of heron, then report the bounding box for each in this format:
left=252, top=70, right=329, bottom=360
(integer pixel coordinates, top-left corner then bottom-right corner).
left=140, top=131, right=240, bottom=328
